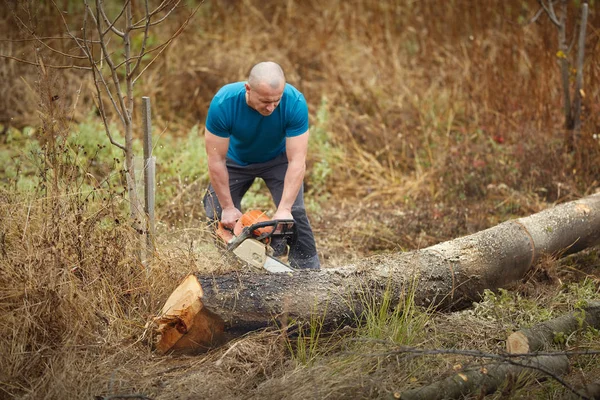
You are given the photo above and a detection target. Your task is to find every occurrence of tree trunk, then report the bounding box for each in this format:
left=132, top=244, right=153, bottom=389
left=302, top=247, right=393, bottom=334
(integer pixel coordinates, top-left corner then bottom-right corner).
left=154, top=194, right=600, bottom=353
left=397, top=355, right=570, bottom=400
left=506, top=301, right=600, bottom=354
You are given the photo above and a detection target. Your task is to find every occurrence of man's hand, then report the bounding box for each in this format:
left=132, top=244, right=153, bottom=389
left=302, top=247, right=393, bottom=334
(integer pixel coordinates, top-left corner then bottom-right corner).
left=221, top=207, right=243, bottom=229
left=272, top=209, right=293, bottom=221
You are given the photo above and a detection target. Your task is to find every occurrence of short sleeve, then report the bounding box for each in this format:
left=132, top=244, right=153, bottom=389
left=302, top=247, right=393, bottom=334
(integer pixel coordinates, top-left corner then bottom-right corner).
left=285, top=94, right=309, bottom=137
left=205, top=96, right=231, bottom=138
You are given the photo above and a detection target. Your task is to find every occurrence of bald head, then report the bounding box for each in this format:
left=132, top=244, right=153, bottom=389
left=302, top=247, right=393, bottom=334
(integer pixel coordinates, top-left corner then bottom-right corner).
left=248, top=61, right=285, bottom=90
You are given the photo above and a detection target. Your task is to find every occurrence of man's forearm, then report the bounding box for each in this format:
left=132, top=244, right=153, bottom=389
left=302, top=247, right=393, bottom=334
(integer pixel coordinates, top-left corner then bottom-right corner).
left=208, top=159, right=235, bottom=210
left=278, top=159, right=306, bottom=213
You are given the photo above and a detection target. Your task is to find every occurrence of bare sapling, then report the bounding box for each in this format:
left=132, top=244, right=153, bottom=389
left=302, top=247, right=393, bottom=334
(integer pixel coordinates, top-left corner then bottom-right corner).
left=535, top=0, right=589, bottom=157
left=4, top=1, right=203, bottom=242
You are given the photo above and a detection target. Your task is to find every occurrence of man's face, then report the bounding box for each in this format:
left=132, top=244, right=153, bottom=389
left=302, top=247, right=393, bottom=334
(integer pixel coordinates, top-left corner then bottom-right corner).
left=245, top=82, right=284, bottom=116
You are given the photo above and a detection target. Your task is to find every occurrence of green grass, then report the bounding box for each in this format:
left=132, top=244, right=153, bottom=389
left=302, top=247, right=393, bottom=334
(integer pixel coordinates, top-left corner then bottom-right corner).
left=288, top=307, right=329, bottom=366
left=356, top=278, right=432, bottom=346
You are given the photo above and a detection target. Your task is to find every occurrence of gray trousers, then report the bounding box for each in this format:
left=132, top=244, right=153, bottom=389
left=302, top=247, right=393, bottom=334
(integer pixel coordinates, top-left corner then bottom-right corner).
left=203, top=153, right=320, bottom=269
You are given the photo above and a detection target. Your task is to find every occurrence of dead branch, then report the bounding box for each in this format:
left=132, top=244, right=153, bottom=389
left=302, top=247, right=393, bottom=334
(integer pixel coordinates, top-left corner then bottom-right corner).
left=132, top=1, right=204, bottom=84
left=507, top=301, right=600, bottom=354
left=537, top=0, right=561, bottom=27
left=129, top=0, right=152, bottom=79
left=0, top=54, right=91, bottom=70
left=132, top=0, right=178, bottom=27
left=99, top=0, right=130, bottom=37
left=526, top=7, right=545, bottom=25
left=364, top=346, right=598, bottom=400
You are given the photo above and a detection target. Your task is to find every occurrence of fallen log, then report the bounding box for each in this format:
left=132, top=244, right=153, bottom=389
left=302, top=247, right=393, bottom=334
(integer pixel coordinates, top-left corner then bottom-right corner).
left=397, top=355, right=570, bottom=400
left=154, top=193, right=600, bottom=353
left=506, top=301, right=600, bottom=354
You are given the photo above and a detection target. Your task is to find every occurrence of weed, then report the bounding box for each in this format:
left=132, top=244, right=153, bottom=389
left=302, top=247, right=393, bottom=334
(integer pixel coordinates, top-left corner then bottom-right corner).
left=473, top=288, right=553, bottom=331
left=287, top=302, right=329, bottom=366
left=357, top=278, right=432, bottom=346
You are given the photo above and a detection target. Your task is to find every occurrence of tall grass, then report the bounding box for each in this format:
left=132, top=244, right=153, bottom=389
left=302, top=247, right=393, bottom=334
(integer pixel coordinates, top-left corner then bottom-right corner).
left=288, top=307, right=328, bottom=366
left=357, top=278, right=432, bottom=346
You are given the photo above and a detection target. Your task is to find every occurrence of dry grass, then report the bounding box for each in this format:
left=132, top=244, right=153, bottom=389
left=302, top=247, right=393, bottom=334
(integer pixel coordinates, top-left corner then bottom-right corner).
left=1, top=0, right=600, bottom=399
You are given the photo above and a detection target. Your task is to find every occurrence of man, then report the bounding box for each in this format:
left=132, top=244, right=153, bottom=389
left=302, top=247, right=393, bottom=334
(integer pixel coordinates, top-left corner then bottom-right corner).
left=203, top=61, right=320, bottom=270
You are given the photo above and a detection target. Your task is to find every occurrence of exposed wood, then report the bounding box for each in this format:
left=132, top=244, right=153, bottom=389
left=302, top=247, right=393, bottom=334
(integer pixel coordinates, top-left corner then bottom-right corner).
left=153, top=275, right=225, bottom=354
left=398, top=355, right=570, bottom=400
left=154, top=194, right=600, bottom=353
left=506, top=301, right=600, bottom=354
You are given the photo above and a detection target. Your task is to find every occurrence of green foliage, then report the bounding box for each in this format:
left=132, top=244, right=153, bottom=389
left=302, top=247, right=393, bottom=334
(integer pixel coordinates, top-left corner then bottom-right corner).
left=0, top=127, right=42, bottom=193
left=288, top=304, right=328, bottom=366
left=473, top=288, right=553, bottom=330
left=553, top=331, right=567, bottom=345
left=153, top=124, right=209, bottom=208
left=357, top=278, right=431, bottom=346
left=307, top=97, right=344, bottom=201
left=555, top=277, right=600, bottom=306
left=0, top=119, right=130, bottom=200
left=68, top=118, right=130, bottom=187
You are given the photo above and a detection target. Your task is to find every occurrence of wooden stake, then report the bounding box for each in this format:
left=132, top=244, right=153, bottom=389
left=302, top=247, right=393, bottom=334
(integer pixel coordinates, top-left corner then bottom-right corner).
left=142, top=96, right=155, bottom=261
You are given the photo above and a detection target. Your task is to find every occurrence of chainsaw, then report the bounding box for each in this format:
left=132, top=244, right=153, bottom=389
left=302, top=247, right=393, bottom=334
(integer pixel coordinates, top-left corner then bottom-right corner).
left=215, top=210, right=296, bottom=273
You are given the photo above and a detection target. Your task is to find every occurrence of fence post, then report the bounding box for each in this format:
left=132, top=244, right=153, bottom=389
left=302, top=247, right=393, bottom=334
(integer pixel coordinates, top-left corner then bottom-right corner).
left=142, top=96, right=155, bottom=262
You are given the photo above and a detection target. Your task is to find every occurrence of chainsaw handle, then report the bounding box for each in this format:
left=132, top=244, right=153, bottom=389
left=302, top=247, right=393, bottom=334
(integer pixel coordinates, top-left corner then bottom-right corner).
left=249, top=219, right=296, bottom=239
left=227, top=219, right=297, bottom=251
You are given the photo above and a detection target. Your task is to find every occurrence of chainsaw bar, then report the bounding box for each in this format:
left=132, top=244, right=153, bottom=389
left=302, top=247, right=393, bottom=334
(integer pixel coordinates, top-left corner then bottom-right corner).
left=222, top=219, right=297, bottom=273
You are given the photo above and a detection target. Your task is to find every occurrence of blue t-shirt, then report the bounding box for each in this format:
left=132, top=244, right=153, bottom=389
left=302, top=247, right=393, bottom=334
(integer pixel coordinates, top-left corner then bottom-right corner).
left=205, top=82, right=309, bottom=166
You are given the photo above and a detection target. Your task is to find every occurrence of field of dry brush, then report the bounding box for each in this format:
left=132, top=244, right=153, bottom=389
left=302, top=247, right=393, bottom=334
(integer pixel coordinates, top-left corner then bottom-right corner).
left=1, top=1, right=599, bottom=399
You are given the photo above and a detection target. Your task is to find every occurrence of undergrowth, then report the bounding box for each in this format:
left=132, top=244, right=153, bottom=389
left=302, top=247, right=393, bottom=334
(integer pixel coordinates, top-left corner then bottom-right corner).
left=1, top=0, right=599, bottom=399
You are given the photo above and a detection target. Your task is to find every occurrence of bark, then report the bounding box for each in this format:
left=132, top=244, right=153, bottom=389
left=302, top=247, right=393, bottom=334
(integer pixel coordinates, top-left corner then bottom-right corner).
left=154, top=193, right=600, bottom=353
left=506, top=301, right=600, bottom=354
left=398, top=355, right=570, bottom=400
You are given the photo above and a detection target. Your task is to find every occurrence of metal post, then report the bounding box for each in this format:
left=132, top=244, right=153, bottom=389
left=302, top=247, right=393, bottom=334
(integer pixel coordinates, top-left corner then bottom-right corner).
left=142, top=96, right=155, bottom=261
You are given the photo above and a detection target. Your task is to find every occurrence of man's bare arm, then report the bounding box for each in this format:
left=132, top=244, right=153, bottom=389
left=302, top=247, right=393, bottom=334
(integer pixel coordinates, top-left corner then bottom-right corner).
left=205, top=128, right=242, bottom=227
left=273, top=131, right=309, bottom=220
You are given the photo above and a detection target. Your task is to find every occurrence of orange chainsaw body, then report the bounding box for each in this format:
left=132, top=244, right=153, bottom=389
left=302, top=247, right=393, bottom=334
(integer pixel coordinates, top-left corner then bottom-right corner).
left=216, top=209, right=274, bottom=244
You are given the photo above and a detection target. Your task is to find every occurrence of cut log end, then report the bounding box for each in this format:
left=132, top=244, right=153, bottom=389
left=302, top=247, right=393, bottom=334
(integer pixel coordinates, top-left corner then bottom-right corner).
left=506, top=331, right=531, bottom=354
left=153, top=275, right=226, bottom=354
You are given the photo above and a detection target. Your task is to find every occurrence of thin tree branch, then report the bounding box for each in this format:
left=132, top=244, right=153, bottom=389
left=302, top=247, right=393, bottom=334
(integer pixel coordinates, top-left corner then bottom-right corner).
left=129, top=0, right=152, bottom=78
left=568, top=16, right=579, bottom=54
left=6, top=9, right=88, bottom=61
left=132, top=0, right=172, bottom=27
left=88, top=0, right=130, bottom=127
left=81, top=6, right=126, bottom=152
left=0, top=54, right=91, bottom=70
left=0, top=36, right=99, bottom=43
left=99, top=0, right=127, bottom=38
left=49, top=0, right=122, bottom=119
left=537, top=0, right=561, bottom=26
left=132, top=1, right=204, bottom=84
left=526, top=7, right=546, bottom=25
left=548, top=0, right=560, bottom=24
left=131, top=0, right=182, bottom=30
left=86, top=33, right=127, bottom=129
left=55, top=0, right=126, bottom=131
left=572, top=3, right=589, bottom=134
left=357, top=343, right=600, bottom=400
left=114, top=38, right=172, bottom=69
left=84, top=1, right=99, bottom=29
